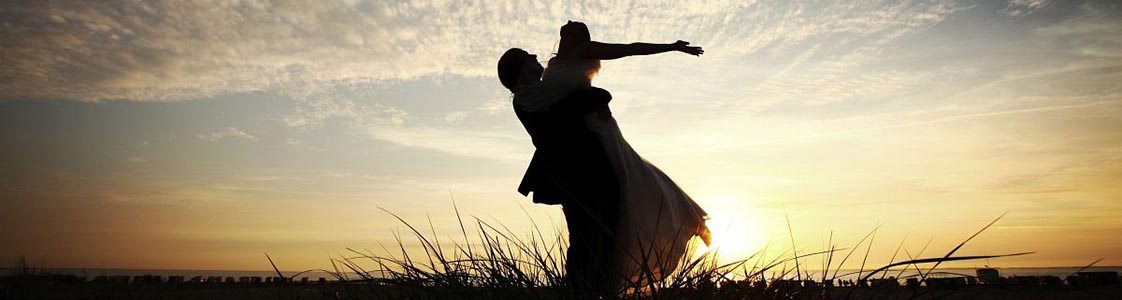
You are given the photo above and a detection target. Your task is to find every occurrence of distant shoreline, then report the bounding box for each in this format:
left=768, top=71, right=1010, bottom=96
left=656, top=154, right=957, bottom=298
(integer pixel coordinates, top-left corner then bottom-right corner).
left=4, top=266, right=1120, bottom=281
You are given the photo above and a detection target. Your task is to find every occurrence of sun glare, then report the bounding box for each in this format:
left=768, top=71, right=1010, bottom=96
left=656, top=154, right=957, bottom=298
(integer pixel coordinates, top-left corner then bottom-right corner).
left=695, top=196, right=768, bottom=263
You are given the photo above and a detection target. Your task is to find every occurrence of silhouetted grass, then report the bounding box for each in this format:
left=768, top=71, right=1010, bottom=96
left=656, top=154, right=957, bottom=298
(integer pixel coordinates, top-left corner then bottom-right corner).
left=310, top=206, right=1032, bottom=300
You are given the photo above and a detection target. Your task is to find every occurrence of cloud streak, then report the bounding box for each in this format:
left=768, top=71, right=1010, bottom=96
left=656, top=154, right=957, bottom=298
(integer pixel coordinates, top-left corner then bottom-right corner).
left=197, top=127, right=256, bottom=142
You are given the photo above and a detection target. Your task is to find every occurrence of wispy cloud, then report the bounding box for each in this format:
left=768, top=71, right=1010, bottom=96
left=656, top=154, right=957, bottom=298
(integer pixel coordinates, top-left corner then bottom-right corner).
left=0, top=1, right=965, bottom=103
left=1035, top=2, right=1122, bottom=58
left=197, top=127, right=256, bottom=142
left=2, top=1, right=1115, bottom=159
left=0, top=1, right=562, bottom=103
left=367, top=126, right=529, bottom=162
left=1001, top=0, right=1052, bottom=17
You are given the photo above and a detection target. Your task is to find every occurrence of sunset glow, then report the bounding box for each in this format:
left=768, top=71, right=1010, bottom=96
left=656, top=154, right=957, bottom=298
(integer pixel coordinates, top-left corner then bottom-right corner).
left=694, top=196, right=768, bottom=262
left=2, top=0, right=1120, bottom=272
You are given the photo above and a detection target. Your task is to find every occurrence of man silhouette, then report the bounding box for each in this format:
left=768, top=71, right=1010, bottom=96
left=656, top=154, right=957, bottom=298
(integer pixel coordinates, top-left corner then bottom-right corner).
left=498, top=48, right=620, bottom=298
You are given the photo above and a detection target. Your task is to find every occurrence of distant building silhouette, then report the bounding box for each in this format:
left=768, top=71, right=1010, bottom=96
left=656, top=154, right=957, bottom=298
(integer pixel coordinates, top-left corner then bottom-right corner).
left=976, top=267, right=1000, bottom=284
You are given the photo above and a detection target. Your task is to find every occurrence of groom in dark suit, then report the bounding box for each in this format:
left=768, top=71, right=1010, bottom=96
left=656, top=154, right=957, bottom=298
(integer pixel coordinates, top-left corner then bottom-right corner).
left=498, top=48, right=620, bottom=298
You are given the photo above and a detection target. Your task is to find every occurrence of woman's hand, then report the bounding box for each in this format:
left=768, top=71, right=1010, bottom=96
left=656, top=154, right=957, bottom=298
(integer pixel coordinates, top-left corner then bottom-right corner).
left=674, top=40, right=704, bottom=56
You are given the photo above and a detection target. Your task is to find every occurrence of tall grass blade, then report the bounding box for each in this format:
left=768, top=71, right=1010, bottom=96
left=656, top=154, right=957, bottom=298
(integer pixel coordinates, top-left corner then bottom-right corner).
left=265, top=252, right=286, bottom=280
left=784, top=211, right=802, bottom=282
left=1066, top=257, right=1105, bottom=278
left=860, top=252, right=1033, bottom=281
left=920, top=212, right=1007, bottom=282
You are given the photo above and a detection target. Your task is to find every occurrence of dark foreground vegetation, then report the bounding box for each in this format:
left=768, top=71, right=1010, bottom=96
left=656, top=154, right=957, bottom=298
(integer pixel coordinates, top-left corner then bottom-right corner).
left=3, top=272, right=1120, bottom=300
left=4, top=213, right=1119, bottom=299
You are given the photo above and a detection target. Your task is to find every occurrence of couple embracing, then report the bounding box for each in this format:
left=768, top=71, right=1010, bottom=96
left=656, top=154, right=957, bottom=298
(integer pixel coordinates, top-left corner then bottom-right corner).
left=497, top=21, right=711, bottom=298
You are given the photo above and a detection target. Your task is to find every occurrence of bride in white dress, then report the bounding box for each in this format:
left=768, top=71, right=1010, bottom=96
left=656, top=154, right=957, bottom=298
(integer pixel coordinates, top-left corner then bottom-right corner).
left=540, top=21, right=712, bottom=286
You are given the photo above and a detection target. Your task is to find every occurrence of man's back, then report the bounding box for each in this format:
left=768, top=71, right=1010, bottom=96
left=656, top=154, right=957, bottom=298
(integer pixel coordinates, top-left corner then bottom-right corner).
left=513, top=87, right=613, bottom=205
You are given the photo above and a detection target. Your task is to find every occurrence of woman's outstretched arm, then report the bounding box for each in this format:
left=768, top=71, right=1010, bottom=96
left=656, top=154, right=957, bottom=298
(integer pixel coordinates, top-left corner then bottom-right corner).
left=577, top=40, right=703, bottom=60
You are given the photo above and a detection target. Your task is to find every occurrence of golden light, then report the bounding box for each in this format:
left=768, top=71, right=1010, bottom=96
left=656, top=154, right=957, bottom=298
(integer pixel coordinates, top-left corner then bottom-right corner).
left=694, top=196, right=768, bottom=264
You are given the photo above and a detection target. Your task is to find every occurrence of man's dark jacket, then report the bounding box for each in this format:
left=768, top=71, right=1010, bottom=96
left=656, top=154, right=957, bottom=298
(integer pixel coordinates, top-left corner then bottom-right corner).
left=514, top=87, right=615, bottom=205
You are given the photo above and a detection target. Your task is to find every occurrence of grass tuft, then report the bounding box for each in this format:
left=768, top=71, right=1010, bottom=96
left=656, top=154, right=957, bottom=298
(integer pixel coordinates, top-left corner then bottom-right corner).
left=295, top=206, right=1035, bottom=300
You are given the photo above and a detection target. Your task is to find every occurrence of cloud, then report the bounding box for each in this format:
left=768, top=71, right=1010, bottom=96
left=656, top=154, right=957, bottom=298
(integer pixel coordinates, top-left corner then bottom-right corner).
left=0, top=1, right=558, bottom=102
left=0, top=1, right=967, bottom=104
left=282, top=94, right=407, bottom=130
left=0, top=0, right=971, bottom=131
left=1035, top=2, right=1122, bottom=58
left=6, top=0, right=1109, bottom=162
left=366, top=125, right=529, bottom=162
left=1000, top=0, right=1051, bottom=17
left=444, top=111, right=470, bottom=125
left=704, top=1, right=965, bottom=110
left=197, top=127, right=257, bottom=142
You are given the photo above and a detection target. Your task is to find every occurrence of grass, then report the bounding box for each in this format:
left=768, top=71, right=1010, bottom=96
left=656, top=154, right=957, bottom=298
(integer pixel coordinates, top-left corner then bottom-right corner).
left=289, top=203, right=1032, bottom=300
left=10, top=256, right=42, bottom=277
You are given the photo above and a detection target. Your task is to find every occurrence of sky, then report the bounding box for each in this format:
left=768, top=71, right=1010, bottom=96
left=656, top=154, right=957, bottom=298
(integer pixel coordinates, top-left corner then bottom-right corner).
left=1, top=0, right=1120, bottom=272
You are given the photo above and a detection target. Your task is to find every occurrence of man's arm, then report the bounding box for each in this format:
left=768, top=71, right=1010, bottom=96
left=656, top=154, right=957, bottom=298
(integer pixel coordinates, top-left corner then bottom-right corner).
left=548, top=87, right=612, bottom=117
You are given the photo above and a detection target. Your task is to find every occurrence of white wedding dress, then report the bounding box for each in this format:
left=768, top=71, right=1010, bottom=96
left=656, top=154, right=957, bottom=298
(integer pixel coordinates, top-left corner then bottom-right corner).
left=530, top=57, right=712, bottom=285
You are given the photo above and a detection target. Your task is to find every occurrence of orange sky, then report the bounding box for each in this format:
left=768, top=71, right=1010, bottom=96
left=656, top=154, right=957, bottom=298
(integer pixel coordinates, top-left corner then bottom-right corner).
left=1, top=0, right=1120, bottom=271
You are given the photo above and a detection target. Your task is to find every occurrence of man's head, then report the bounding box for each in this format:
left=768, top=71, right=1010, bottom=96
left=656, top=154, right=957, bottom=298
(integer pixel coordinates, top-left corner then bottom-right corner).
left=497, top=48, right=543, bottom=92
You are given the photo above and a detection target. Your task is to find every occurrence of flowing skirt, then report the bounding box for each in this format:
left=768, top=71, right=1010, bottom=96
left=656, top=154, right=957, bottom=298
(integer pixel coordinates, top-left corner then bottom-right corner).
left=585, top=111, right=711, bottom=286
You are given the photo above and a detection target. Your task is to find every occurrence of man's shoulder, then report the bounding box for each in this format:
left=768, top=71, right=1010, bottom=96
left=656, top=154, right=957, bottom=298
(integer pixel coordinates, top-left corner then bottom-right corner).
left=511, top=84, right=543, bottom=106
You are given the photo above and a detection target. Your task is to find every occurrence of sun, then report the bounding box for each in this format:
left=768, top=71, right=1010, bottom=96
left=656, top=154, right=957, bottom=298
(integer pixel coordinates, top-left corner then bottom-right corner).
left=693, top=196, right=768, bottom=263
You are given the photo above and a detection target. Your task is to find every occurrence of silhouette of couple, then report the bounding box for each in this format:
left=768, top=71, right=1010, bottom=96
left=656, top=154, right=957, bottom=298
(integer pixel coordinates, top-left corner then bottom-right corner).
left=498, top=21, right=711, bottom=298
